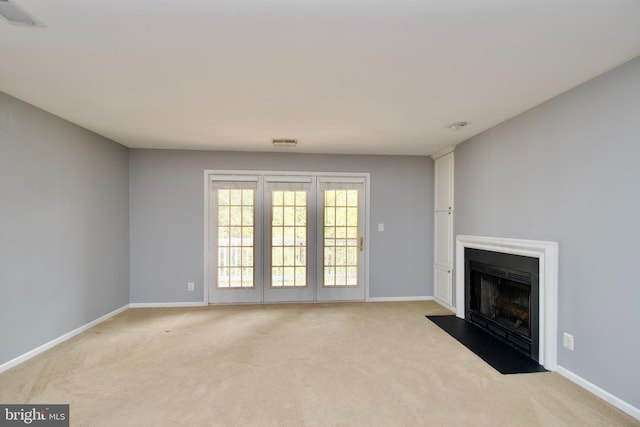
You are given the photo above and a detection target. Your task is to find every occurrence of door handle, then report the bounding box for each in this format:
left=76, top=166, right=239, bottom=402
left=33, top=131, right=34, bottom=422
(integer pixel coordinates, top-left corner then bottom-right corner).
left=359, top=237, right=364, bottom=252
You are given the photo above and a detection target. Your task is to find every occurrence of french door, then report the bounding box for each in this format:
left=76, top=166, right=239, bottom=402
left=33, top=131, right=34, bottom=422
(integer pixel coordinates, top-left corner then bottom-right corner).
left=206, top=172, right=367, bottom=303
left=263, top=176, right=316, bottom=303
left=316, top=178, right=366, bottom=302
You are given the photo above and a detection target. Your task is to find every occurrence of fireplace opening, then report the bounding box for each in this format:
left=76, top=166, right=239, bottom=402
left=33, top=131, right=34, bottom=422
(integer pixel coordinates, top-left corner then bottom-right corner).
left=465, top=248, right=539, bottom=361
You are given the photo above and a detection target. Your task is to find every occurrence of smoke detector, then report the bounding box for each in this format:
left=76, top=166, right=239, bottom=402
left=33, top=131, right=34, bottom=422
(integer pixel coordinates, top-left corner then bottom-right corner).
left=448, top=121, right=469, bottom=131
left=0, top=0, right=44, bottom=26
left=272, top=139, right=298, bottom=148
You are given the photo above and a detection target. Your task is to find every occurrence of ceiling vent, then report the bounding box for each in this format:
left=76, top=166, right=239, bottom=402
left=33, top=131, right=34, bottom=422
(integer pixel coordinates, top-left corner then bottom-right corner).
left=272, top=139, right=298, bottom=148
left=0, top=0, right=44, bottom=26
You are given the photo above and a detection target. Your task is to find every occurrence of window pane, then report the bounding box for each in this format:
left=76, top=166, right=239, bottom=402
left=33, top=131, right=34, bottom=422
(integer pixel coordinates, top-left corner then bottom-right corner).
left=322, top=189, right=359, bottom=287
left=272, top=206, right=283, bottom=226
left=242, top=189, right=253, bottom=205
left=347, top=247, right=358, bottom=265
left=230, top=247, right=242, bottom=267
left=242, top=247, right=254, bottom=267
left=218, top=206, right=229, bottom=226
left=243, top=268, right=254, bottom=287
left=336, top=208, right=346, bottom=226
left=230, top=190, right=242, bottom=205
left=218, top=268, right=229, bottom=287
left=324, top=247, right=334, bottom=265
left=347, top=208, right=358, bottom=226
left=284, top=227, right=295, bottom=245
left=272, top=226, right=283, bottom=246
left=243, top=207, right=253, bottom=226
left=284, top=207, right=295, bottom=226
left=295, top=207, right=306, bottom=226
left=347, top=190, right=358, bottom=206
left=325, top=208, right=335, bottom=226
left=336, top=247, right=346, bottom=265
left=324, top=266, right=335, bottom=286
left=273, top=191, right=283, bottom=205
left=296, top=247, right=306, bottom=265
left=295, top=267, right=306, bottom=284
left=283, top=267, right=295, bottom=286
left=325, top=190, right=335, bottom=205
left=295, top=227, right=306, bottom=241
left=242, top=227, right=253, bottom=246
left=272, top=247, right=283, bottom=265
left=218, top=226, right=229, bottom=246
left=284, top=191, right=295, bottom=205
left=218, top=190, right=230, bottom=206
left=216, top=188, right=254, bottom=289
left=230, top=226, right=241, bottom=240
left=272, top=267, right=283, bottom=287
left=230, top=207, right=242, bottom=225
left=284, top=247, right=295, bottom=266
left=295, top=191, right=306, bottom=205
left=271, top=190, right=307, bottom=288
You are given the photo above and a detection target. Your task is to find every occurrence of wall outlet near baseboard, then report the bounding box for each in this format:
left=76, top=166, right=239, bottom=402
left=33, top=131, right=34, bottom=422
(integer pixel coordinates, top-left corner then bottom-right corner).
left=563, top=332, right=575, bottom=351
left=187, top=282, right=195, bottom=292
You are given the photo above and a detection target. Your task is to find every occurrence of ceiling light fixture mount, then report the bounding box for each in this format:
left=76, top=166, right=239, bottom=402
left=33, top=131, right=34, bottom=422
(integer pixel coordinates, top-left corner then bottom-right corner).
left=448, top=121, right=468, bottom=131
left=0, top=0, right=44, bottom=26
left=272, top=139, right=298, bottom=148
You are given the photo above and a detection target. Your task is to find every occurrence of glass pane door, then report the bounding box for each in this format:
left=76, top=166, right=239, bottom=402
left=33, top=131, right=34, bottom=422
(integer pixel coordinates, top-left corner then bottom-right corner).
left=208, top=177, right=263, bottom=303
left=316, top=179, right=366, bottom=301
left=263, top=178, right=316, bottom=302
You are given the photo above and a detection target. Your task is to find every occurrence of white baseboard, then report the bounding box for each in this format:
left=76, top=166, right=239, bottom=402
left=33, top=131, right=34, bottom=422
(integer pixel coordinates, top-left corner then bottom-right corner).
left=129, top=302, right=208, bottom=308
left=432, top=298, right=455, bottom=312
left=556, top=365, right=640, bottom=421
left=0, top=304, right=129, bottom=375
left=367, top=296, right=434, bottom=302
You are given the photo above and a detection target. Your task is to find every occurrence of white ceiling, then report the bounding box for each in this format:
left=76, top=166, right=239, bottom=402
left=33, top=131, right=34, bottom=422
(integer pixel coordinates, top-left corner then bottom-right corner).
left=1, top=0, right=639, bottom=156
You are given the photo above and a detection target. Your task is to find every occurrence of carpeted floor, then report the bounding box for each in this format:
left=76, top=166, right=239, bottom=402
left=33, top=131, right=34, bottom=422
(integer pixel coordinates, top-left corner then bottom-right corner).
left=0, top=301, right=637, bottom=426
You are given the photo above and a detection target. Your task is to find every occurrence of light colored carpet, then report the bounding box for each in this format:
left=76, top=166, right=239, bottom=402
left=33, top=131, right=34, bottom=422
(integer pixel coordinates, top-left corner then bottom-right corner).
left=0, top=301, right=637, bottom=426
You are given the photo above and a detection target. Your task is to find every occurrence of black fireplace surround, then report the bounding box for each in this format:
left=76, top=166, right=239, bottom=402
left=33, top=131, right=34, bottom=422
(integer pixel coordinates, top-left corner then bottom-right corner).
left=464, top=248, right=540, bottom=361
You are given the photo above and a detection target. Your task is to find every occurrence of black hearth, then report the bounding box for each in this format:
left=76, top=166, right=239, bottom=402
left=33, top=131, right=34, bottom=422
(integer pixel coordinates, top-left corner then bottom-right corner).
left=465, top=248, right=539, bottom=361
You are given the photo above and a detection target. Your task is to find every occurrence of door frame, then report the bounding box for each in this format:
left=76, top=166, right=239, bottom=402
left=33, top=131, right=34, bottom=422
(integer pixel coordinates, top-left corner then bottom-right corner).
left=203, top=170, right=371, bottom=304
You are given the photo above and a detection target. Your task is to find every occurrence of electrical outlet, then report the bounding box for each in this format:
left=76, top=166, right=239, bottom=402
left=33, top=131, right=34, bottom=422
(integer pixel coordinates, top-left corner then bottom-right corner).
left=187, top=282, right=195, bottom=292
left=563, top=332, right=575, bottom=351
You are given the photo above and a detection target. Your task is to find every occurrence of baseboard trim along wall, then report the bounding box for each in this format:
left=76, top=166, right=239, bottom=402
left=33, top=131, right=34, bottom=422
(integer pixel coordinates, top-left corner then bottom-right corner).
left=433, top=299, right=455, bottom=312
left=556, top=365, right=640, bottom=421
left=0, top=304, right=130, bottom=375
left=129, top=302, right=208, bottom=308
left=367, top=296, right=434, bottom=302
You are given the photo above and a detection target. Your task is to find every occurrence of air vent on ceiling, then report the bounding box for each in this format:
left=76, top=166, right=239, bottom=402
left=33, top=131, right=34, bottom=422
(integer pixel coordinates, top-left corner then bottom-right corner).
left=0, top=0, right=44, bottom=26
left=272, top=139, right=298, bottom=148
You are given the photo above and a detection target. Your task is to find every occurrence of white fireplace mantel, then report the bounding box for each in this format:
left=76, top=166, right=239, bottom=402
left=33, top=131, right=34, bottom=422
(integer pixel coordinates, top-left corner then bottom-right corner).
left=455, top=235, right=559, bottom=370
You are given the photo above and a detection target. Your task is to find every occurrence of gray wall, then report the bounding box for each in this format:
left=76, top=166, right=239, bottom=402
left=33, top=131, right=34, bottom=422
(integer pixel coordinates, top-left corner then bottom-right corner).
left=0, top=92, right=130, bottom=366
left=129, top=150, right=433, bottom=302
left=454, top=56, right=640, bottom=408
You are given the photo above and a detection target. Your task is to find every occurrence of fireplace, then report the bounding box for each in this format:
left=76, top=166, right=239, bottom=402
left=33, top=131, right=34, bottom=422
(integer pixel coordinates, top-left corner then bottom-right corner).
left=455, top=235, right=558, bottom=370
left=465, top=248, right=539, bottom=361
